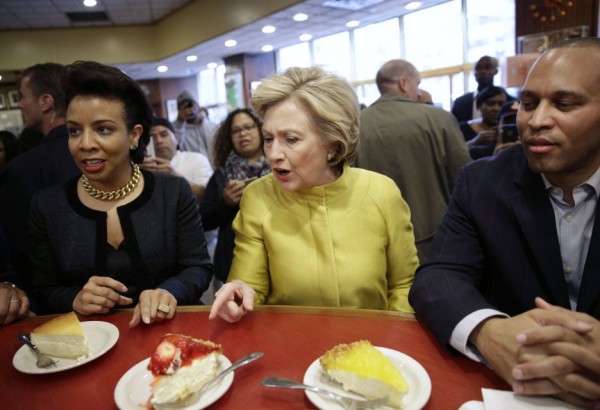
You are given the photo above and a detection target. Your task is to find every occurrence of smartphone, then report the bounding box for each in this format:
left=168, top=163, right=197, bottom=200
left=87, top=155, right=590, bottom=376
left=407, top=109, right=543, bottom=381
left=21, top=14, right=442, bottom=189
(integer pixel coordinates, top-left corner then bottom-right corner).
left=242, top=177, right=258, bottom=186
left=145, top=141, right=156, bottom=158
left=501, top=124, right=519, bottom=143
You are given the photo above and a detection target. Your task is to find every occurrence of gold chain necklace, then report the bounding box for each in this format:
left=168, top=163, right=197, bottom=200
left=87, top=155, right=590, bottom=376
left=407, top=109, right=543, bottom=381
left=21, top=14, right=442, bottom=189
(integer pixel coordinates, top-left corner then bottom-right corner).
left=81, top=163, right=141, bottom=201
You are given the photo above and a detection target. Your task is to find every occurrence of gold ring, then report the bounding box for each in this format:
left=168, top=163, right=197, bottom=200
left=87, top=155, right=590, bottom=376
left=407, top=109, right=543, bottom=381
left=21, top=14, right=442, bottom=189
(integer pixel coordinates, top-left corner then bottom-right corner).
left=157, top=303, right=171, bottom=314
left=10, top=299, right=20, bottom=304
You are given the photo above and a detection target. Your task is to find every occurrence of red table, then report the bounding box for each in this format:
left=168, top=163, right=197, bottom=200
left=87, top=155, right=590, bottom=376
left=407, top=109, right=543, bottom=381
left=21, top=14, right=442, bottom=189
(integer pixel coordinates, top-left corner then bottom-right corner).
left=0, top=306, right=507, bottom=409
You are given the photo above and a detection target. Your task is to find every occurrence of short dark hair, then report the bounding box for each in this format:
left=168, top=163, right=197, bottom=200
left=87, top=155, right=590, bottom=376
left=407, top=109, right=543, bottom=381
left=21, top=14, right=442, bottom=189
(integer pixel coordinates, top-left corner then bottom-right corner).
left=476, top=85, right=506, bottom=109
left=19, top=63, right=67, bottom=118
left=64, top=61, right=152, bottom=163
left=212, top=108, right=262, bottom=169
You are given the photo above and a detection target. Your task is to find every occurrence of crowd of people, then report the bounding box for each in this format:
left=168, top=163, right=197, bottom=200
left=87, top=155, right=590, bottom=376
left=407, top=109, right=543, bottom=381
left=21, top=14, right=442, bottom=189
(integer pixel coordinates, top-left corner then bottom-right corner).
left=0, top=36, right=599, bottom=408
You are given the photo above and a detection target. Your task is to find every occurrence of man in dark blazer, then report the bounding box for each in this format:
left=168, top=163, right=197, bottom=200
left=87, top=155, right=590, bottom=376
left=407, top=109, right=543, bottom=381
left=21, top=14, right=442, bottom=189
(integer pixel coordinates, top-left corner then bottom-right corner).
left=410, top=37, right=600, bottom=408
left=451, top=55, right=499, bottom=123
left=0, top=63, right=79, bottom=306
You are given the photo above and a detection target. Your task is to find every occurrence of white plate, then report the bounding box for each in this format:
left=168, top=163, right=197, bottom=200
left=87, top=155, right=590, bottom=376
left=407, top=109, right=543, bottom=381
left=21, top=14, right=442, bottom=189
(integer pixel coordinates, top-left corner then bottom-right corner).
left=459, top=401, right=485, bottom=410
left=114, top=354, right=233, bottom=410
left=303, top=346, right=432, bottom=410
left=12, top=321, right=120, bottom=375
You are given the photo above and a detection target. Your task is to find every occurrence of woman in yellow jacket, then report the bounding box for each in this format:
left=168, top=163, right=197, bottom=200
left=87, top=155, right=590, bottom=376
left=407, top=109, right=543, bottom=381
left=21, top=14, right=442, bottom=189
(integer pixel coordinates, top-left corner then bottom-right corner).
left=209, top=66, right=418, bottom=323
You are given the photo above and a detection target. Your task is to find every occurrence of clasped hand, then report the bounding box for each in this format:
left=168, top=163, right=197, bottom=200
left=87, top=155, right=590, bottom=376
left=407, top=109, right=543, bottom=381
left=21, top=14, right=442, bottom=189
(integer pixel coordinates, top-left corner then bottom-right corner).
left=473, top=298, right=600, bottom=408
left=72, top=276, right=177, bottom=328
left=209, top=279, right=255, bottom=323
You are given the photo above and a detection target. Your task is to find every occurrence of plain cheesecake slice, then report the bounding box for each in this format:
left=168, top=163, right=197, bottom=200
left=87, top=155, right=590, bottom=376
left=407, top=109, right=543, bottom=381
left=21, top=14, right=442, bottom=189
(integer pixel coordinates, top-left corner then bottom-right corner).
left=320, top=340, right=408, bottom=409
left=30, top=311, right=91, bottom=359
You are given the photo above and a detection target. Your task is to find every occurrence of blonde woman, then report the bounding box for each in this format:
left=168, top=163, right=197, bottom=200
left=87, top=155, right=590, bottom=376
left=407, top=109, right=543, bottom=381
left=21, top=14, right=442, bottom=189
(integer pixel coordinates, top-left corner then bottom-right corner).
left=210, top=66, right=418, bottom=323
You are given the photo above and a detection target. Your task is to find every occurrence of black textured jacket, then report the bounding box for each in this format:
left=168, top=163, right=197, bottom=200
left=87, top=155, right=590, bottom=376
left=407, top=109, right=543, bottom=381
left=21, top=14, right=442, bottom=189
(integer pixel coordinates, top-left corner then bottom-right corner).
left=30, top=170, right=213, bottom=314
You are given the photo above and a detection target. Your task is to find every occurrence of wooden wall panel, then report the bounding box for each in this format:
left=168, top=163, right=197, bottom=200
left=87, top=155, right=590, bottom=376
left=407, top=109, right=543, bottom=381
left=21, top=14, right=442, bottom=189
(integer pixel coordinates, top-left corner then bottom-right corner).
left=516, top=0, right=598, bottom=38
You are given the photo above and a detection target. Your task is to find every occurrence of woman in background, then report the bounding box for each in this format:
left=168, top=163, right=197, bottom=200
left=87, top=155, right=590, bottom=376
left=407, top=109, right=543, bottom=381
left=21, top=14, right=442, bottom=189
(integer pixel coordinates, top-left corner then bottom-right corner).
left=200, top=108, right=270, bottom=286
left=30, top=61, right=212, bottom=327
left=210, top=66, right=418, bottom=323
left=459, top=85, right=507, bottom=159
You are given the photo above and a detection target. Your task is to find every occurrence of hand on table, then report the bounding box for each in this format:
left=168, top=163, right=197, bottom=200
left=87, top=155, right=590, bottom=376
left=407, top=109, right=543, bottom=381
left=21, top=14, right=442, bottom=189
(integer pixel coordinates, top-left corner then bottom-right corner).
left=0, top=282, right=31, bottom=325
left=511, top=298, right=600, bottom=408
left=470, top=311, right=542, bottom=386
left=223, top=180, right=246, bottom=207
left=73, top=276, right=132, bottom=315
left=209, top=279, right=255, bottom=323
left=129, top=288, right=177, bottom=328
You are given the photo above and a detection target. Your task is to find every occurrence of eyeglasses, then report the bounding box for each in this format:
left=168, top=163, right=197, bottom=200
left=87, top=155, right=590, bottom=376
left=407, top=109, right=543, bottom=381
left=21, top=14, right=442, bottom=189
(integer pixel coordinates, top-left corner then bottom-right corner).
left=231, top=123, right=257, bottom=137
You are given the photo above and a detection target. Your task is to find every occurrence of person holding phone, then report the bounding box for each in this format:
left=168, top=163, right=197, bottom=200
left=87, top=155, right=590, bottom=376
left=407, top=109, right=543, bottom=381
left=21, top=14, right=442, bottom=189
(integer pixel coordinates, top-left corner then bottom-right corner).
left=140, top=117, right=212, bottom=202
left=459, top=85, right=507, bottom=159
left=200, top=108, right=270, bottom=286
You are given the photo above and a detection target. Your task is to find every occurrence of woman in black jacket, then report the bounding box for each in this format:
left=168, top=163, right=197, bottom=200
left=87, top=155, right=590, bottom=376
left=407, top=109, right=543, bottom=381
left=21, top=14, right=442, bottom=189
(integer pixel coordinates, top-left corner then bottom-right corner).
left=30, top=61, right=213, bottom=326
left=200, top=109, right=270, bottom=284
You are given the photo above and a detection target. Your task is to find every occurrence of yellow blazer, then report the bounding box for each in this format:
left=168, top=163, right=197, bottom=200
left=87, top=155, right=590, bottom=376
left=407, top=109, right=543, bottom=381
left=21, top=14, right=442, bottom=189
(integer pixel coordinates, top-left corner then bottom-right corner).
left=229, top=166, right=418, bottom=312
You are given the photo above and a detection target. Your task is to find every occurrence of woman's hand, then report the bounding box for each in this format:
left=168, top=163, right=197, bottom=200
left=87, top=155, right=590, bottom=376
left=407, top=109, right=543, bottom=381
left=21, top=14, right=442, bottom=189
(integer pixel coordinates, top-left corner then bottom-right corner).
left=0, top=282, right=31, bottom=325
left=466, top=130, right=498, bottom=147
left=73, top=276, right=132, bottom=315
left=209, top=279, right=255, bottom=323
left=129, top=288, right=177, bottom=328
left=222, top=180, right=246, bottom=207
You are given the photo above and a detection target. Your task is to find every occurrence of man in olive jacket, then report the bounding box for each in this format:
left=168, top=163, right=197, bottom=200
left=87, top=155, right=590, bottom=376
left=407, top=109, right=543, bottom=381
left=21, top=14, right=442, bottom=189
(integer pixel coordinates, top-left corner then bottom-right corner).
left=358, top=59, right=471, bottom=261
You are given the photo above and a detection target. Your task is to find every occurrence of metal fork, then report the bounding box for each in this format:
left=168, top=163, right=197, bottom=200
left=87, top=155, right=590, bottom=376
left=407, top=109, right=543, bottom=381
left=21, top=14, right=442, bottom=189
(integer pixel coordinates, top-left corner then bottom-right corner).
left=16, top=333, right=58, bottom=368
left=152, top=352, right=264, bottom=409
left=262, top=377, right=388, bottom=410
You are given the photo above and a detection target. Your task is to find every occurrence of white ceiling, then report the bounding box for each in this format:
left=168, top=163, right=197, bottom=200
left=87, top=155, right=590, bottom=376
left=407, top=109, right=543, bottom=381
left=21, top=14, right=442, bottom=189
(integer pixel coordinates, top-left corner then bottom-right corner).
left=0, top=0, right=451, bottom=80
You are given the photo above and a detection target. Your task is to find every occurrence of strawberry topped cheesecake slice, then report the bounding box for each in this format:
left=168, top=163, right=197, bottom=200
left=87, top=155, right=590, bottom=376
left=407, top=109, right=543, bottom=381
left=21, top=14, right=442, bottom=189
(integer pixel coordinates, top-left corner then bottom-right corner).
left=147, top=334, right=222, bottom=406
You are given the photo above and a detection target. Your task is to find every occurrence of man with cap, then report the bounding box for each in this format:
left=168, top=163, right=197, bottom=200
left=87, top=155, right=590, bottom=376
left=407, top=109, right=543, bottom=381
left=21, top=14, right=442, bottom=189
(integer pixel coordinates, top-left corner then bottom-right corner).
left=141, top=117, right=213, bottom=202
left=172, top=91, right=218, bottom=166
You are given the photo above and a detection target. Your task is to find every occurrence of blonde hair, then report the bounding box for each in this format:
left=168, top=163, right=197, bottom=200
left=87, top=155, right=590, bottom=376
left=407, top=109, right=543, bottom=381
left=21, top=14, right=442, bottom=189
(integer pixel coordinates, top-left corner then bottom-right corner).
left=251, top=66, right=360, bottom=167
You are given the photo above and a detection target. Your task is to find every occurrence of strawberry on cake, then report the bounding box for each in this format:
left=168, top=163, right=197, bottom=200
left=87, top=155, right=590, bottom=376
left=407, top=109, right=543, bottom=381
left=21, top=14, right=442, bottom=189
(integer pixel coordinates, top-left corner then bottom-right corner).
left=148, top=334, right=222, bottom=406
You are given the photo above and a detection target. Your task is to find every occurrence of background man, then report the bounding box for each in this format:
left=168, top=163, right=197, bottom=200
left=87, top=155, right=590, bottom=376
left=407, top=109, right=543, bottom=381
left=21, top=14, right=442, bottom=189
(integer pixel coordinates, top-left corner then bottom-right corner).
left=141, top=117, right=212, bottom=202
left=452, top=55, right=500, bottom=123
left=417, top=88, right=434, bottom=105
left=358, top=59, right=471, bottom=261
left=0, top=63, right=79, bottom=312
left=410, top=37, right=600, bottom=408
left=172, top=91, right=218, bottom=166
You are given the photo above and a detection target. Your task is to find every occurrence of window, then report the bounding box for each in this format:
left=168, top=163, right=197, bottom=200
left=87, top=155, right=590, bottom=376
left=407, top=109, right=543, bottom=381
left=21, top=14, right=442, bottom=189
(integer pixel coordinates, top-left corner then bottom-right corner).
left=313, top=31, right=352, bottom=80
left=271, top=0, right=516, bottom=110
left=404, top=0, right=463, bottom=71
left=278, top=42, right=311, bottom=72
left=353, top=18, right=401, bottom=81
left=466, top=0, right=515, bottom=65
